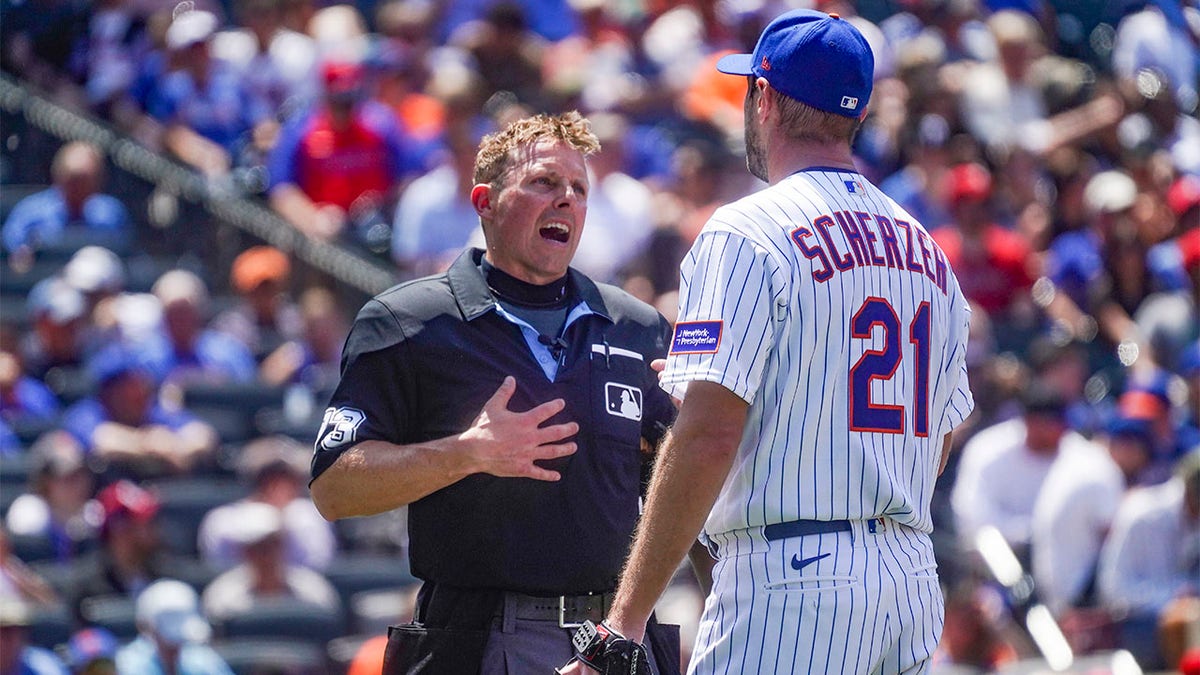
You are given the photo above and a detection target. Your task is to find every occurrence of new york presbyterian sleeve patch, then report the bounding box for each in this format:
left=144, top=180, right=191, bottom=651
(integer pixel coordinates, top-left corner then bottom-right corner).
left=670, top=320, right=723, bottom=354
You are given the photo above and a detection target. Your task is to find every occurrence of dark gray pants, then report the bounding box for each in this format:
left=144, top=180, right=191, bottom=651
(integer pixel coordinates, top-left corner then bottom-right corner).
left=384, top=585, right=680, bottom=674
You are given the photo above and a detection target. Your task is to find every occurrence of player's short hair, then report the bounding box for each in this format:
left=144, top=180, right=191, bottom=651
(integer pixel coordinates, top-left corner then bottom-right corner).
left=772, top=90, right=862, bottom=145
left=473, top=111, right=601, bottom=187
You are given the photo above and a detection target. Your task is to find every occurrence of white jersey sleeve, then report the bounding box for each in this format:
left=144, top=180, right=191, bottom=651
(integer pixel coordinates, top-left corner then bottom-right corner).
left=940, top=283, right=974, bottom=435
left=659, top=229, right=781, bottom=404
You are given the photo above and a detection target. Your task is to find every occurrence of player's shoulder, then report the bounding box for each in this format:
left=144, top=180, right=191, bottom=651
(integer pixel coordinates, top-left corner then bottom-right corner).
left=695, top=189, right=799, bottom=259
left=709, top=180, right=805, bottom=226
left=344, top=273, right=454, bottom=356
left=578, top=272, right=665, bottom=329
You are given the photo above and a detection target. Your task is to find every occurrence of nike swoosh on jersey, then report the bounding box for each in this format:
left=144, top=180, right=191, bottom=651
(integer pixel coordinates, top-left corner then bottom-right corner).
left=790, top=552, right=831, bottom=571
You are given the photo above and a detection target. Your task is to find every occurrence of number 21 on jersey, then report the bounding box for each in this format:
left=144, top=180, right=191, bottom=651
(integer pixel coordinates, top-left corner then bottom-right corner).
left=848, top=296, right=930, bottom=437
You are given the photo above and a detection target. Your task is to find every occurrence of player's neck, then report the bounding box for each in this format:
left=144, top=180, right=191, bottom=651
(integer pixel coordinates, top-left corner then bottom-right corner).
left=768, top=142, right=857, bottom=184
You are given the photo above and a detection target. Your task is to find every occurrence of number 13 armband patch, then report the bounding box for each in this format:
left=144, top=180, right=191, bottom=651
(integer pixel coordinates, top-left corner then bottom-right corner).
left=317, top=407, right=367, bottom=451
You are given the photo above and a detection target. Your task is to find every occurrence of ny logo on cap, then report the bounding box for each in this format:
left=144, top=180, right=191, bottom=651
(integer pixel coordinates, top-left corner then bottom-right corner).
left=840, top=96, right=858, bottom=109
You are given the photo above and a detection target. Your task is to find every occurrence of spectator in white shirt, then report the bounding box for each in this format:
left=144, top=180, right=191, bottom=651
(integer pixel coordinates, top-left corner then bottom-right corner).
left=197, top=435, right=336, bottom=572
left=1096, top=448, right=1200, bottom=669
left=200, top=501, right=340, bottom=623
left=1030, top=416, right=1152, bottom=616
left=952, top=383, right=1096, bottom=564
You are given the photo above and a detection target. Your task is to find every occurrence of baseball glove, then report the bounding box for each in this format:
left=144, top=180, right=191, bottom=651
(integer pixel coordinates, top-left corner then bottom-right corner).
left=569, top=620, right=652, bottom=675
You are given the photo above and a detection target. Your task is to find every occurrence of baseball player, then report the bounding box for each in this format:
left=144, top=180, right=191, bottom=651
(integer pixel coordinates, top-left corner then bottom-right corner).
left=559, top=9, right=974, bottom=675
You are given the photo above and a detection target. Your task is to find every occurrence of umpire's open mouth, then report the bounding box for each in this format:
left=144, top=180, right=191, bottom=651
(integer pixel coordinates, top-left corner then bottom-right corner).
left=539, top=222, right=571, bottom=243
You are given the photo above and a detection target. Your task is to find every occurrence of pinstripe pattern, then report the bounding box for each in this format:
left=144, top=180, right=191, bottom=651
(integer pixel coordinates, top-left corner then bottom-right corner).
left=662, top=169, right=972, bottom=674
left=690, top=522, right=946, bottom=675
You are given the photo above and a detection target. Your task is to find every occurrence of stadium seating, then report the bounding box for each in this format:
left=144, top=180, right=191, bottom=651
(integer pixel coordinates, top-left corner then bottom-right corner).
left=144, top=476, right=248, bottom=556
left=79, top=593, right=138, bottom=641
left=213, top=597, right=343, bottom=648
left=212, top=636, right=330, bottom=675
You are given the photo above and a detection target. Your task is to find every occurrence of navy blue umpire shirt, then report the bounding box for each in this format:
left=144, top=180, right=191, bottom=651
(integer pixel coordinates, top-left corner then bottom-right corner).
left=312, top=248, right=677, bottom=595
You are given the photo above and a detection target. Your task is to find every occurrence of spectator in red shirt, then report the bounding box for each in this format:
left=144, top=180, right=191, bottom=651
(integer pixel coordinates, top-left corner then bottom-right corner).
left=267, top=60, right=427, bottom=244
left=932, top=162, right=1037, bottom=322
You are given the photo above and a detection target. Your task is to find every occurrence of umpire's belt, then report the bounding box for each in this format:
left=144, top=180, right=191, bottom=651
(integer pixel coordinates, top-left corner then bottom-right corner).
left=763, top=519, right=851, bottom=541
left=502, top=590, right=616, bottom=628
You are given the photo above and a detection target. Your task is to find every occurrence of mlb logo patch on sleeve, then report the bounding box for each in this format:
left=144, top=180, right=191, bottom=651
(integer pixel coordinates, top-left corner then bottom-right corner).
left=670, top=321, right=723, bottom=354
left=844, top=179, right=865, bottom=195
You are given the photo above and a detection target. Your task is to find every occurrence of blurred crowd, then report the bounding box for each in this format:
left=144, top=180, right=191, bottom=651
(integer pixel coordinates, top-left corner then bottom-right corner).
left=1, top=0, right=1198, bottom=672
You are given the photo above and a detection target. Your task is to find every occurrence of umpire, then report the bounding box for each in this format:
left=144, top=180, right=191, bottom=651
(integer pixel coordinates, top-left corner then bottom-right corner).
left=310, top=111, right=681, bottom=674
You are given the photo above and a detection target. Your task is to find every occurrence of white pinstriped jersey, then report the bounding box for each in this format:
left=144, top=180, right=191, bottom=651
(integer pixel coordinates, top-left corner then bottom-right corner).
left=661, top=168, right=974, bottom=538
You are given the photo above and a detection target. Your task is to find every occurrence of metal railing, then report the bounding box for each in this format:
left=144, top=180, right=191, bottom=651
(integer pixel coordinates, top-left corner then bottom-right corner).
left=0, top=73, right=398, bottom=297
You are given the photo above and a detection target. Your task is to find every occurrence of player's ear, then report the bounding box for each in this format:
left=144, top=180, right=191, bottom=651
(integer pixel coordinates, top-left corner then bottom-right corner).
left=470, top=184, right=492, bottom=218
left=754, top=77, right=772, bottom=118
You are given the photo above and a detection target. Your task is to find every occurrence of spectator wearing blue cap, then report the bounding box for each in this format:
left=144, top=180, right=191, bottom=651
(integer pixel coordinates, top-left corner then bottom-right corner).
left=62, top=627, right=118, bottom=675
left=1025, top=336, right=1102, bottom=435
left=60, top=345, right=218, bottom=478
left=878, top=113, right=954, bottom=232
left=1106, top=415, right=1158, bottom=484
left=21, top=277, right=89, bottom=383
left=437, top=0, right=580, bottom=44
left=1177, top=340, right=1200, bottom=454
left=0, top=420, right=19, bottom=456
left=1118, top=368, right=1187, bottom=485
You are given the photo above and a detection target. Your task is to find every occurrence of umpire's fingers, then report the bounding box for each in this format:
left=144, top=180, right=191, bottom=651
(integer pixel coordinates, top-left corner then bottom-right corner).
left=523, top=442, right=578, bottom=481
left=537, top=420, right=579, bottom=444
left=521, top=396, right=569, bottom=425
left=481, top=376, right=518, bottom=413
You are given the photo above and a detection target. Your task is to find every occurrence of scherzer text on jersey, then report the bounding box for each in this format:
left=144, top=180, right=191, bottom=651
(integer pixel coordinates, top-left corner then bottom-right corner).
left=790, top=210, right=949, bottom=293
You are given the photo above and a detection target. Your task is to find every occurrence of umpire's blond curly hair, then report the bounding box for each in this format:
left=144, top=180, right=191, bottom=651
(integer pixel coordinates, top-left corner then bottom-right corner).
left=473, top=111, right=600, bottom=187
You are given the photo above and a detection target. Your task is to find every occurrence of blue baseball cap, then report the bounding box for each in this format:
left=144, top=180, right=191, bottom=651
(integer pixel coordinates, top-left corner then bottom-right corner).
left=1178, top=340, right=1200, bottom=377
left=716, top=9, right=874, bottom=118
left=65, top=627, right=119, bottom=668
left=1106, top=415, right=1153, bottom=449
left=87, top=344, right=152, bottom=386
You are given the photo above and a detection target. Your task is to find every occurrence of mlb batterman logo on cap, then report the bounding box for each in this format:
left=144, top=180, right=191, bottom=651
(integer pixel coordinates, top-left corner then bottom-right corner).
left=716, top=9, right=875, bottom=118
